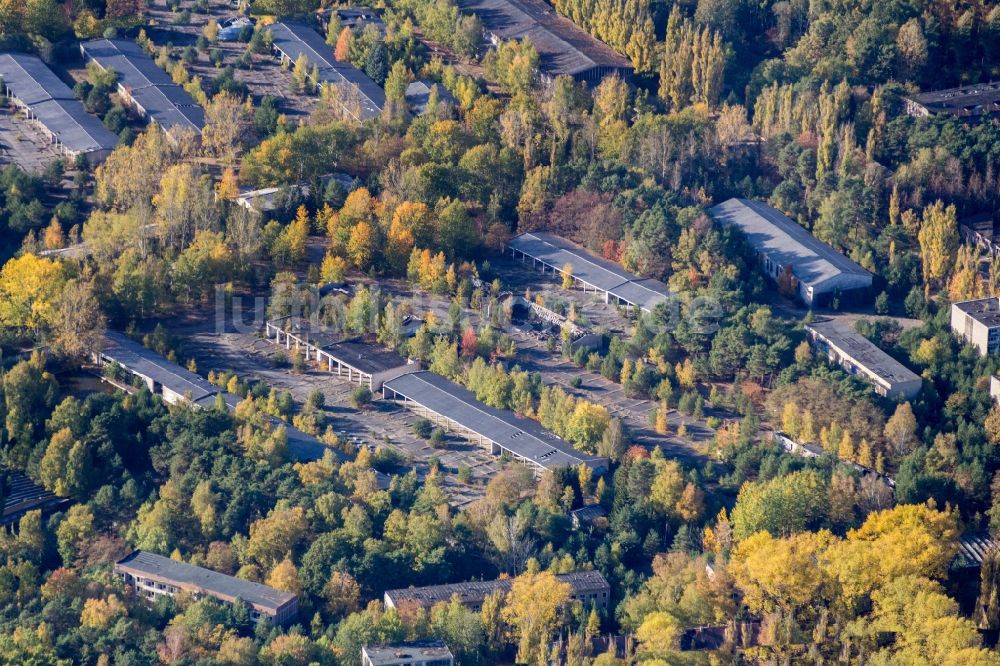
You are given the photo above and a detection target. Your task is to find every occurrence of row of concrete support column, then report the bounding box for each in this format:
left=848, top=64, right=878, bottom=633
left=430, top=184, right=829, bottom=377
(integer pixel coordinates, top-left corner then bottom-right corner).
left=6, top=93, right=75, bottom=155
left=264, top=322, right=373, bottom=389
left=507, top=246, right=643, bottom=311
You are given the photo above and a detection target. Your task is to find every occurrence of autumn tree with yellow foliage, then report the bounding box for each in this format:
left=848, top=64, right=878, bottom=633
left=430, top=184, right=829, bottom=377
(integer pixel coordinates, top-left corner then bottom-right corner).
left=917, top=200, right=959, bottom=291
left=502, top=570, right=571, bottom=666
left=0, top=253, right=65, bottom=334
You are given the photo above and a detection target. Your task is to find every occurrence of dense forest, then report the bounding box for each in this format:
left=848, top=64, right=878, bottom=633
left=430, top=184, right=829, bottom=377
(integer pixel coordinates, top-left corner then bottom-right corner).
left=0, top=0, right=997, bottom=662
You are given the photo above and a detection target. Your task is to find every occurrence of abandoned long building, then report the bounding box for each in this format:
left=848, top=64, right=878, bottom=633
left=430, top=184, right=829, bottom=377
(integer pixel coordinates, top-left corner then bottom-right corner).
left=80, top=39, right=205, bottom=136
left=805, top=319, right=922, bottom=399
left=507, top=231, right=671, bottom=313
left=268, top=21, right=386, bottom=122
left=0, top=52, right=118, bottom=163
left=116, top=550, right=299, bottom=624
left=708, top=198, right=873, bottom=307
left=382, top=370, right=608, bottom=474
left=457, top=0, right=632, bottom=83
left=384, top=570, right=611, bottom=611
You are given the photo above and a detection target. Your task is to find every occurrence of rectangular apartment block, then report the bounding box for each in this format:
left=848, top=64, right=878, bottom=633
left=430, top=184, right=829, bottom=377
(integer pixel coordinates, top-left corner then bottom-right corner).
left=950, top=298, right=1000, bottom=356
left=805, top=319, right=922, bottom=399
left=115, top=550, right=298, bottom=624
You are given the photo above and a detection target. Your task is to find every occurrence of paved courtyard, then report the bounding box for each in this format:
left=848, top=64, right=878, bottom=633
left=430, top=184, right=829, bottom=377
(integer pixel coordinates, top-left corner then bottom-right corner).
left=173, top=323, right=496, bottom=507
left=145, top=0, right=321, bottom=120
left=0, top=110, right=64, bottom=172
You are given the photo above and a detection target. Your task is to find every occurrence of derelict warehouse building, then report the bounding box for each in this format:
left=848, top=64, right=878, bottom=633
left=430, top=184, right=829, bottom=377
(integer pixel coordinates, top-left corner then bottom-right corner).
left=97, top=329, right=221, bottom=406
left=507, top=231, right=671, bottom=313
left=456, top=0, right=633, bottom=84
left=267, top=21, right=386, bottom=123
left=382, top=370, right=608, bottom=475
left=80, top=39, right=205, bottom=137
left=708, top=198, right=873, bottom=307
left=0, top=53, right=118, bottom=163
left=1, top=472, right=70, bottom=527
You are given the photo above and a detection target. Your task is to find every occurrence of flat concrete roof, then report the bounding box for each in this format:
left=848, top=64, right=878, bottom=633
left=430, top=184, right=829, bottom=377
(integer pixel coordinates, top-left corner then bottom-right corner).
left=909, top=82, right=1000, bottom=116
left=116, top=550, right=296, bottom=611
left=953, top=297, right=1000, bottom=328
left=269, top=320, right=411, bottom=375
left=324, top=340, right=411, bottom=375
left=80, top=39, right=205, bottom=133
left=101, top=332, right=362, bottom=468
left=267, top=21, right=385, bottom=121
left=708, top=198, right=872, bottom=292
left=806, top=319, right=921, bottom=388
left=101, top=330, right=217, bottom=401
left=405, top=79, right=457, bottom=115
left=456, top=0, right=632, bottom=79
left=363, top=641, right=453, bottom=665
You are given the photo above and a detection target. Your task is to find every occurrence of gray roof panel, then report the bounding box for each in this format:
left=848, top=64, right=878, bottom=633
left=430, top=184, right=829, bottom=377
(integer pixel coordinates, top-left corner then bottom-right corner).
left=405, top=79, right=457, bottom=115
left=267, top=22, right=385, bottom=121
left=385, top=570, right=609, bottom=607
left=103, top=333, right=378, bottom=473
left=508, top=231, right=671, bottom=312
left=953, top=297, right=1000, bottom=328
left=29, top=98, right=119, bottom=152
left=363, top=641, right=453, bottom=666
left=0, top=53, right=76, bottom=104
left=383, top=371, right=606, bottom=471
left=81, top=39, right=175, bottom=85
left=805, top=319, right=921, bottom=389
left=910, top=82, right=1000, bottom=115
left=608, top=278, right=670, bottom=312
left=80, top=39, right=205, bottom=132
left=101, top=330, right=217, bottom=401
left=708, top=198, right=872, bottom=291
left=456, top=0, right=631, bottom=78
left=323, top=340, right=411, bottom=375
left=509, top=232, right=633, bottom=292
left=0, top=53, right=118, bottom=154
left=116, top=550, right=296, bottom=610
